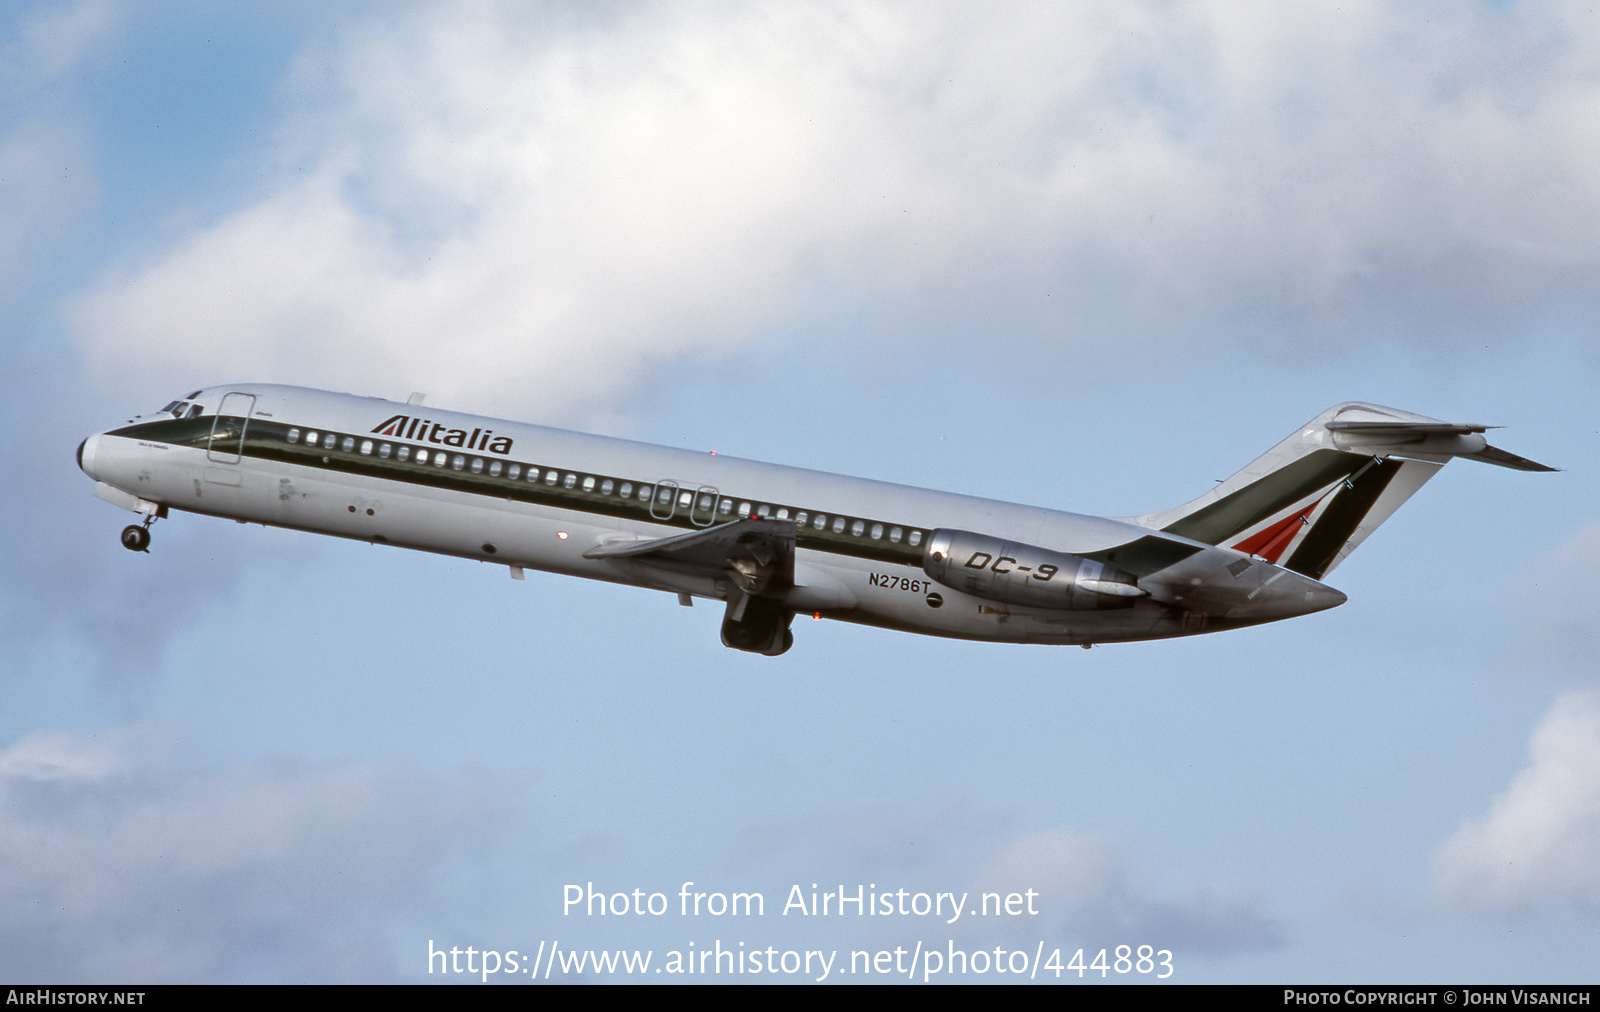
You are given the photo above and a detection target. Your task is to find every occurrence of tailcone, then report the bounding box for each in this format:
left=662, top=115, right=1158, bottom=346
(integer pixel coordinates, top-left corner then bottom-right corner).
left=1142, top=548, right=1347, bottom=624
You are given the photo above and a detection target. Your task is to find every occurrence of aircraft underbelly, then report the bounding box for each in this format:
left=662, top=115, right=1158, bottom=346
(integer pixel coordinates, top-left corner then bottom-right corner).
left=815, top=553, right=1169, bottom=645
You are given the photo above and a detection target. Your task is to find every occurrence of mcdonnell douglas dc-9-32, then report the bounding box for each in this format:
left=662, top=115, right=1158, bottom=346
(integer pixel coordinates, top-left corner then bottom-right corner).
left=76, top=385, right=1550, bottom=655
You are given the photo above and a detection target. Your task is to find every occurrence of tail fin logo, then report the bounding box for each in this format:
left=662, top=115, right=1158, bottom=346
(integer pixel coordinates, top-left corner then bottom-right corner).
left=1231, top=501, right=1320, bottom=565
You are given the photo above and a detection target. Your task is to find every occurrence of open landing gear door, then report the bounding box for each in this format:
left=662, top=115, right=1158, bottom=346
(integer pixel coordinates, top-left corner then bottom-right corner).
left=583, top=518, right=798, bottom=654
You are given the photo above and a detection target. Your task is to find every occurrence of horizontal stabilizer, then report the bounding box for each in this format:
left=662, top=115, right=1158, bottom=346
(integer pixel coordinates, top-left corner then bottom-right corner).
left=1325, top=419, right=1556, bottom=471
left=1466, top=444, right=1556, bottom=472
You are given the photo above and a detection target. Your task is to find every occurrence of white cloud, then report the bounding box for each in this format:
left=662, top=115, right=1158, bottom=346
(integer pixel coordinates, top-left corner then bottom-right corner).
left=975, top=829, right=1278, bottom=954
left=1, top=0, right=122, bottom=85
left=0, top=728, right=125, bottom=781
left=736, top=803, right=1276, bottom=955
left=1432, top=691, right=1600, bottom=911
left=0, top=0, right=113, bottom=296
left=70, top=1, right=1600, bottom=420
left=0, top=728, right=471, bottom=981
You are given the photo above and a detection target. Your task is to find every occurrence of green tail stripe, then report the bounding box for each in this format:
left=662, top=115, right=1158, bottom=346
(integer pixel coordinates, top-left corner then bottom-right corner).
left=1282, top=459, right=1402, bottom=579
left=1163, top=449, right=1368, bottom=546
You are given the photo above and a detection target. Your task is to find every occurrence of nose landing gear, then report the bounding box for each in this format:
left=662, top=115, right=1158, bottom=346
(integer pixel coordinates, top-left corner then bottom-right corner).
left=120, top=517, right=154, bottom=552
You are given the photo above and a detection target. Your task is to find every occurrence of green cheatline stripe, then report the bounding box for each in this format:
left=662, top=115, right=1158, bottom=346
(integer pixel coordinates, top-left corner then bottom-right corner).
left=112, top=415, right=1219, bottom=579
left=1163, top=449, right=1369, bottom=546
left=111, top=416, right=927, bottom=566
left=1283, top=458, right=1401, bottom=580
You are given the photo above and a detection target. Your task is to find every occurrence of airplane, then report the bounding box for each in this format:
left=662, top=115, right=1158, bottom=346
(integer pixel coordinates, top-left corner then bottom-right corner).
left=76, top=384, right=1551, bottom=655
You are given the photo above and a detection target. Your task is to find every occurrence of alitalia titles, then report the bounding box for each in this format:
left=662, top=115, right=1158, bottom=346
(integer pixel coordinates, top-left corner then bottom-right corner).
left=371, top=414, right=513, bottom=455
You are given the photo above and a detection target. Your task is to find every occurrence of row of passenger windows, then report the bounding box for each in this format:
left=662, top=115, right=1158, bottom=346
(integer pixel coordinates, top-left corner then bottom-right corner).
left=282, top=427, right=925, bottom=548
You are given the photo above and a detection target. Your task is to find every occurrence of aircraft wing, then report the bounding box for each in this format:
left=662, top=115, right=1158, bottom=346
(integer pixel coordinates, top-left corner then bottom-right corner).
left=583, top=517, right=797, bottom=595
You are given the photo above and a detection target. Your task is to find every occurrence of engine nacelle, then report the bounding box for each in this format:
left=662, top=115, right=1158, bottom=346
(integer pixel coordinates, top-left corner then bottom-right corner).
left=922, top=529, right=1145, bottom=611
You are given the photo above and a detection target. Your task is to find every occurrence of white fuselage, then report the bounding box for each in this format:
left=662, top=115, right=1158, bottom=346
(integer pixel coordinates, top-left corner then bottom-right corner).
left=78, top=384, right=1345, bottom=651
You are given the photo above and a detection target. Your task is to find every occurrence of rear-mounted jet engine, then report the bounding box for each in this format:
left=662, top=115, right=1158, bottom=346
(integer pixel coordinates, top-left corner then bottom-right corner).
left=922, top=529, right=1147, bottom=611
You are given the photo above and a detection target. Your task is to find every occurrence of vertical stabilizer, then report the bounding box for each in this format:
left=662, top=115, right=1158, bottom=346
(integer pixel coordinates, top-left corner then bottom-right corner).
left=1123, top=403, right=1552, bottom=580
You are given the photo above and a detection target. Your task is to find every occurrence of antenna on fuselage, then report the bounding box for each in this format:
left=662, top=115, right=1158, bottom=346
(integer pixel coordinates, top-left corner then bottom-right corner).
left=406, top=392, right=427, bottom=405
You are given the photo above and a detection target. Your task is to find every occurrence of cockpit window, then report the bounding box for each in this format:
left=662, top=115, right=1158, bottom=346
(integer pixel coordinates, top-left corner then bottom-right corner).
left=154, top=392, right=208, bottom=419
left=158, top=397, right=206, bottom=419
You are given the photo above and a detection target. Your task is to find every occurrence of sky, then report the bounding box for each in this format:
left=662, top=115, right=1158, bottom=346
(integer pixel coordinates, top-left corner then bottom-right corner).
left=3, top=0, right=1599, bottom=984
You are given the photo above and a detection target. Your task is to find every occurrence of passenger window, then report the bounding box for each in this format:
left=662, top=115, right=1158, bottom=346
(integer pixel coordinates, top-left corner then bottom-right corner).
left=738, top=502, right=752, bottom=518
left=583, top=476, right=596, bottom=492
left=600, top=479, right=613, bottom=495
left=719, top=499, right=734, bottom=515
left=638, top=484, right=653, bottom=501
left=870, top=523, right=884, bottom=540
left=831, top=517, right=845, bottom=533
left=795, top=511, right=808, bottom=526
left=813, top=514, right=826, bottom=530
left=908, top=531, right=923, bottom=547
left=305, top=430, right=319, bottom=445
left=678, top=490, right=692, bottom=508
left=564, top=473, right=578, bottom=489
left=341, top=436, right=355, bottom=452
left=324, top=433, right=337, bottom=449
left=435, top=453, right=448, bottom=468
left=415, top=449, right=429, bottom=464
left=776, top=508, right=789, bottom=520
left=526, top=467, right=539, bottom=482
left=452, top=455, right=466, bottom=470
left=287, top=428, right=300, bottom=444
left=379, top=443, right=392, bottom=458
left=398, top=446, right=411, bottom=462
left=488, top=460, right=501, bottom=477
left=360, top=440, right=374, bottom=455
left=507, top=464, right=520, bottom=480
left=851, top=520, right=865, bottom=537
left=756, top=504, right=770, bottom=517
left=698, top=494, right=713, bottom=511
left=620, top=482, right=633, bottom=498
left=889, top=526, right=903, bottom=543
left=471, top=458, right=484, bottom=473
left=545, top=471, right=558, bottom=485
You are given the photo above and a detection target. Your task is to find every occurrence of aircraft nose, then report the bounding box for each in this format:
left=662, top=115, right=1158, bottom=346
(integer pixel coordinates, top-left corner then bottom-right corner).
left=77, top=434, right=100, bottom=479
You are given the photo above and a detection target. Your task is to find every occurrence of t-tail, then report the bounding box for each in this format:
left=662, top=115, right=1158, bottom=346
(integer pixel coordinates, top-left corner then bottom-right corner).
left=1125, top=403, right=1555, bottom=581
